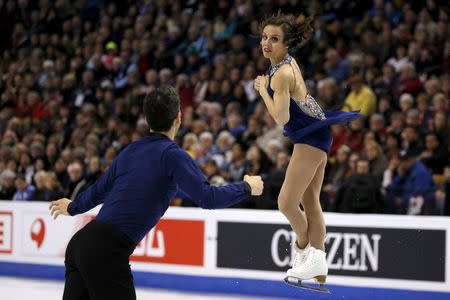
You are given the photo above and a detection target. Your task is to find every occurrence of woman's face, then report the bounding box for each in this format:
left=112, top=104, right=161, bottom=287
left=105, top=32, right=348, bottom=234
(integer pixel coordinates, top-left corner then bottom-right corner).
left=246, top=146, right=260, bottom=161
left=366, top=145, right=378, bottom=160
left=44, top=174, right=55, bottom=189
left=221, top=80, right=231, bottom=94
left=261, top=25, right=287, bottom=59
left=378, top=98, right=390, bottom=112
left=434, top=112, right=447, bottom=129
left=232, top=144, right=243, bottom=159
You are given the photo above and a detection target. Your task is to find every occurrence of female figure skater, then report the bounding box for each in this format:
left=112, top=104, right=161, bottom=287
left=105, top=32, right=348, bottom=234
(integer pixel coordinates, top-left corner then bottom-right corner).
left=254, top=13, right=361, bottom=287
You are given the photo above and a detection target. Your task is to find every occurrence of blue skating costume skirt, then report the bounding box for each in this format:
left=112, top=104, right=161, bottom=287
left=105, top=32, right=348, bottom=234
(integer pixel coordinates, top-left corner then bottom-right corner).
left=283, top=99, right=362, bottom=154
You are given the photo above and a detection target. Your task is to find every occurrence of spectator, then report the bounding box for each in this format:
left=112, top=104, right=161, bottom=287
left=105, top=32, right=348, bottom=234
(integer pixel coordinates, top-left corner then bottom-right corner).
left=0, top=170, right=17, bottom=200
left=317, top=77, right=342, bottom=109
left=66, top=161, right=87, bottom=201
left=12, top=174, right=35, bottom=201
left=31, top=170, right=47, bottom=201
left=222, top=142, right=247, bottom=183
left=324, top=48, right=349, bottom=84
left=43, top=171, right=65, bottom=202
left=363, top=140, right=388, bottom=182
left=335, top=159, right=382, bottom=213
left=182, top=133, right=200, bottom=159
left=420, top=132, right=448, bottom=175
left=202, top=159, right=225, bottom=185
left=399, top=93, right=414, bottom=113
left=263, top=150, right=289, bottom=210
left=400, top=126, right=424, bottom=156
left=0, top=0, right=448, bottom=216
left=387, top=149, right=435, bottom=215
left=342, top=75, right=377, bottom=117
left=345, top=118, right=366, bottom=154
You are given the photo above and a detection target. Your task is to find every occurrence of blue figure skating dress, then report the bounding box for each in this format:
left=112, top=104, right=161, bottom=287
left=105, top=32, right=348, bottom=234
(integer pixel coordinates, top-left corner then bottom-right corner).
left=267, top=54, right=362, bottom=154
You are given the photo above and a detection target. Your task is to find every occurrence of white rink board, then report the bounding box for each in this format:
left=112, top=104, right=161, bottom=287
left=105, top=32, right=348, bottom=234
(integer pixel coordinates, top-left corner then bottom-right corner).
left=0, top=201, right=449, bottom=295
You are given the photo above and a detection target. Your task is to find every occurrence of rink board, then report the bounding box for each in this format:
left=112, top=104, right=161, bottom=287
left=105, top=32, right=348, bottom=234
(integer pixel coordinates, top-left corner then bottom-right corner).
left=0, top=201, right=449, bottom=299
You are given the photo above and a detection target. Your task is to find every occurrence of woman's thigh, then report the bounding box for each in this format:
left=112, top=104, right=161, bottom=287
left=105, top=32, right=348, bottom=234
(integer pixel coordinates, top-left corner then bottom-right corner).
left=279, top=144, right=326, bottom=205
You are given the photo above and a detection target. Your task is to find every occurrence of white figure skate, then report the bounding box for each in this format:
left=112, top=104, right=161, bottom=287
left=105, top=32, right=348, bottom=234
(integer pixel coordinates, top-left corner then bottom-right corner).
left=284, top=246, right=330, bottom=293
left=290, top=242, right=311, bottom=271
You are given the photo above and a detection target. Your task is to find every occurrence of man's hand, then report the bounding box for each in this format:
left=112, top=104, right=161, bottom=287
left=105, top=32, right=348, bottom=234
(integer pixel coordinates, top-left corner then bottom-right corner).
left=49, top=198, right=72, bottom=220
left=243, top=175, right=264, bottom=196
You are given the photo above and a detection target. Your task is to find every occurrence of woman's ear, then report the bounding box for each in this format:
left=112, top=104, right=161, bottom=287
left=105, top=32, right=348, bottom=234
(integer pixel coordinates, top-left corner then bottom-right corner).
left=177, top=110, right=182, bottom=123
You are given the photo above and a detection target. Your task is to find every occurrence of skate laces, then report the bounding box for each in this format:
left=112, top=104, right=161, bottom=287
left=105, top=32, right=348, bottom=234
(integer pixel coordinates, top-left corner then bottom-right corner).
left=303, top=247, right=326, bottom=269
left=293, top=251, right=308, bottom=268
left=292, top=243, right=310, bottom=268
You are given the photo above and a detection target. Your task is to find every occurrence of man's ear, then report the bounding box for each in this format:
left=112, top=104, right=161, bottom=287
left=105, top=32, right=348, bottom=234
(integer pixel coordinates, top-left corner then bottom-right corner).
left=177, top=110, right=182, bottom=123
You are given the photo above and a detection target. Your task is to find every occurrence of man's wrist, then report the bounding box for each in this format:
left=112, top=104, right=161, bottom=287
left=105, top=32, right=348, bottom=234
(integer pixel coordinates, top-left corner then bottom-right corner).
left=67, top=201, right=74, bottom=216
left=243, top=181, right=252, bottom=195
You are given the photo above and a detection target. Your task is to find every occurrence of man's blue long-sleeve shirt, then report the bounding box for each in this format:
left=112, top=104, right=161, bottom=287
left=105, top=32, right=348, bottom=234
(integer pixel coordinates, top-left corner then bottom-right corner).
left=68, top=133, right=250, bottom=244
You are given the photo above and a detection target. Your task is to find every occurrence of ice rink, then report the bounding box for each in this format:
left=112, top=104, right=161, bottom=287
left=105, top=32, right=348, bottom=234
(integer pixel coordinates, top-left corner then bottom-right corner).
left=1, top=276, right=278, bottom=300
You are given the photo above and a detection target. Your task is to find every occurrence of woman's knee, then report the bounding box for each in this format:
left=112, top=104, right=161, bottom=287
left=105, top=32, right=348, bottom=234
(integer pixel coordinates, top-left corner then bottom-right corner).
left=278, top=192, right=306, bottom=214
left=277, top=193, right=296, bottom=215
left=277, top=194, right=288, bottom=214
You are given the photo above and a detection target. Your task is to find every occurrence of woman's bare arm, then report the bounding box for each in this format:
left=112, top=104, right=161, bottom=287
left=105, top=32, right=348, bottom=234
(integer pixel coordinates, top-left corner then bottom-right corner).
left=254, top=67, right=292, bottom=125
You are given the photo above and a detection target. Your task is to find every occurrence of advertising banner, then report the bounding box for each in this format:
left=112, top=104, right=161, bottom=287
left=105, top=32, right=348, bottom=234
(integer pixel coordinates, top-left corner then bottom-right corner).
left=217, top=222, right=446, bottom=282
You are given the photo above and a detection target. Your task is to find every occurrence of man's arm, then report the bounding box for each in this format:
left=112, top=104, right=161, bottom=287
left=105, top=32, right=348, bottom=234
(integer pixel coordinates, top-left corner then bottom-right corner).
left=66, top=159, right=118, bottom=216
left=165, top=147, right=261, bottom=209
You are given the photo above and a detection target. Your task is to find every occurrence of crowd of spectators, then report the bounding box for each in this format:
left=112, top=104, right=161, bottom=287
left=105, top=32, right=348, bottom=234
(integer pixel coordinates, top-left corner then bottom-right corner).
left=0, top=0, right=449, bottom=216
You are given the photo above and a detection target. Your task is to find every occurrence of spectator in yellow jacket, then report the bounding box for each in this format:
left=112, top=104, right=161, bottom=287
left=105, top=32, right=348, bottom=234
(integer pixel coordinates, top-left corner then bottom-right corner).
left=343, top=75, right=377, bottom=118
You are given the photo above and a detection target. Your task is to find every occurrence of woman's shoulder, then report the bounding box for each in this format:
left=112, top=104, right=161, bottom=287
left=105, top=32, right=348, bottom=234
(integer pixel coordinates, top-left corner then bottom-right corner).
left=272, top=64, right=294, bottom=81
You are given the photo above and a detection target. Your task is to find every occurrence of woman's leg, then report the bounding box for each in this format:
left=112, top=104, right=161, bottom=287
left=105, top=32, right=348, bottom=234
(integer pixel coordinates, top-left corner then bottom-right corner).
left=278, top=144, right=326, bottom=249
left=302, top=158, right=327, bottom=251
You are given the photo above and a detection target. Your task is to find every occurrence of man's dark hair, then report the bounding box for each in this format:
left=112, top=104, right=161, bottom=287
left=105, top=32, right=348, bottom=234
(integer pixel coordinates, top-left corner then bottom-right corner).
left=143, top=86, right=180, bottom=132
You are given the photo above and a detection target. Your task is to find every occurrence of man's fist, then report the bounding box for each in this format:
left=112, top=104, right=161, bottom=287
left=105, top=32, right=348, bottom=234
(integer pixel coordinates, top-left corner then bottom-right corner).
left=243, top=175, right=264, bottom=196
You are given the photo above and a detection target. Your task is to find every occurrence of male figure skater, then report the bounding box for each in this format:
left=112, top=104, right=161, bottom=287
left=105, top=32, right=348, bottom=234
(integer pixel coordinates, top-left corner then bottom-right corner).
left=49, top=86, right=264, bottom=300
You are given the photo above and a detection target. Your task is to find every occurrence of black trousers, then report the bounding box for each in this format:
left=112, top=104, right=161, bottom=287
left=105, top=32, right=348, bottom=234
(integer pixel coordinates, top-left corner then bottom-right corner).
left=63, top=220, right=136, bottom=300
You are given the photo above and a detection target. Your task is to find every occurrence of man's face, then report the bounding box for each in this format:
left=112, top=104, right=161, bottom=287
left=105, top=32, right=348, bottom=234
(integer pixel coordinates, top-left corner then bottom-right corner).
left=356, top=161, right=369, bottom=174
left=68, top=166, right=83, bottom=182
left=15, top=178, right=26, bottom=190
left=402, top=128, right=416, bottom=143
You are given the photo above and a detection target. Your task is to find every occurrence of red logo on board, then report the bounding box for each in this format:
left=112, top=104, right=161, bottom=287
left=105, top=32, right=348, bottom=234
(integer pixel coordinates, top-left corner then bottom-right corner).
left=0, top=211, right=13, bottom=254
left=131, top=219, right=204, bottom=266
left=30, top=218, right=46, bottom=249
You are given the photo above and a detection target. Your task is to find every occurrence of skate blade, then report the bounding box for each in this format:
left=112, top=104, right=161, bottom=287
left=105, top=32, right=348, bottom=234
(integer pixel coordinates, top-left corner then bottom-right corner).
left=284, top=276, right=330, bottom=293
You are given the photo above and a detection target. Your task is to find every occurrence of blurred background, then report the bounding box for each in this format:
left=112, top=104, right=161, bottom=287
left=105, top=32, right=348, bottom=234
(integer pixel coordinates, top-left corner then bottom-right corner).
left=0, top=1, right=450, bottom=299
left=0, top=0, right=449, bottom=215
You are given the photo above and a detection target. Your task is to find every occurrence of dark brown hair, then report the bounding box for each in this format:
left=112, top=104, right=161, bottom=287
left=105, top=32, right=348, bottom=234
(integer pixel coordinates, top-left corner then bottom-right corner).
left=261, top=12, right=314, bottom=48
left=143, top=86, right=180, bottom=132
